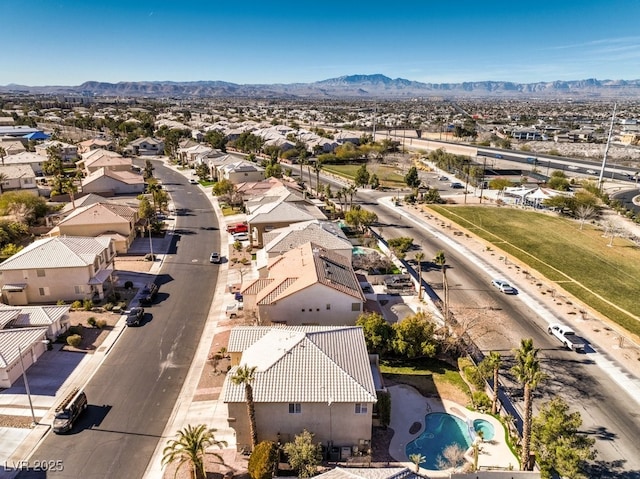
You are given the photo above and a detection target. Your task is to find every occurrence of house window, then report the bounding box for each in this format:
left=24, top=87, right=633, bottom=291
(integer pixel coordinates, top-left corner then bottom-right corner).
left=355, top=403, right=368, bottom=414
left=74, top=285, right=83, bottom=294
left=288, top=403, right=301, bottom=414
left=301, top=309, right=305, bottom=312
left=38, top=287, right=50, bottom=296
left=326, top=304, right=331, bottom=310
left=351, top=303, right=361, bottom=311
left=36, top=269, right=46, bottom=277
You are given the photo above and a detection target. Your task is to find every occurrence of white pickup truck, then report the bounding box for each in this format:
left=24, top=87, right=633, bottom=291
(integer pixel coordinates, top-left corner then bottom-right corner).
left=548, top=323, right=587, bottom=352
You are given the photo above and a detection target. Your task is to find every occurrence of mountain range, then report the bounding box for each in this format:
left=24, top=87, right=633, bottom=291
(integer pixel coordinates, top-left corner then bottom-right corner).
left=2, top=74, right=640, bottom=99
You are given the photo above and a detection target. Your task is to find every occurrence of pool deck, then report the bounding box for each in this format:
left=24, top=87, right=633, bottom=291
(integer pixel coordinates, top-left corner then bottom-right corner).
left=388, top=384, right=519, bottom=476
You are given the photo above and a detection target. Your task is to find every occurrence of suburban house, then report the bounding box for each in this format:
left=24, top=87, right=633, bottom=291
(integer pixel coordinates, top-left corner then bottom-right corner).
left=0, top=164, right=38, bottom=195
left=0, top=327, right=49, bottom=388
left=0, top=236, right=116, bottom=305
left=222, top=325, right=378, bottom=455
left=257, top=220, right=352, bottom=273
left=0, top=152, right=45, bottom=176
left=247, top=199, right=327, bottom=247
left=79, top=149, right=132, bottom=174
left=34, top=140, right=78, bottom=163
left=81, top=167, right=145, bottom=196
left=126, top=137, right=165, bottom=156
left=0, top=303, right=71, bottom=341
left=216, top=160, right=265, bottom=184
left=48, top=202, right=139, bottom=253
left=0, top=137, right=26, bottom=155
left=241, top=242, right=365, bottom=325
left=78, top=138, right=115, bottom=154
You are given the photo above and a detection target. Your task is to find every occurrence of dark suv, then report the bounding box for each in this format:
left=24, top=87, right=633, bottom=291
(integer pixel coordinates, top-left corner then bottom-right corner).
left=125, top=307, right=145, bottom=326
left=140, top=283, right=158, bottom=304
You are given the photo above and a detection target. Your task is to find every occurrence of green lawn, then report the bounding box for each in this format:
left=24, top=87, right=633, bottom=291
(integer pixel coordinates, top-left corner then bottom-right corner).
left=427, top=205, right=640, bottom=337
left=322, top=163, right=406, bottom=186
left=380, top=358, right=471, bottom=400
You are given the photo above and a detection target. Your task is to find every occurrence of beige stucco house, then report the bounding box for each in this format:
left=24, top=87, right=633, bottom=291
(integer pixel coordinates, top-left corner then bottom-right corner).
left=126, top=137, right=165, bottom=156
left=241, top=242, right=364, bottom=325
left=222, top=325, right=377, bottom=453
left=78, top=138, right=115, bottom=154
left=0, top=304, right=71, bottom=341
left=0, top=327, right=49, bottom=388
left=0, top=236, right=116, bottom=305
left=81, top=167, right=145, bottom=196
left=34, top=140, right=78, bottom=162
left=0, top=164, right=38, bottom=194
left=48, top=202, right=138, bottom=253
left=79, top=149, right=131, bottom=174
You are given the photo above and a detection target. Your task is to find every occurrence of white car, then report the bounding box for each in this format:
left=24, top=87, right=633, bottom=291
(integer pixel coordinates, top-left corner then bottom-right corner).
left=232, top=232, right=249, bottom=242
left=188, top=178, right=198, bottom=185
left=586, top=169, right=597, bottom=175
left=567, top=165, right=579, bottom=170
left=491, top=279, right=517, bottom=294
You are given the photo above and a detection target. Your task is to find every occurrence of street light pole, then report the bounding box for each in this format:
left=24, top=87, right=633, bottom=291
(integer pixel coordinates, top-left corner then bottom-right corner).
left=17, top=344, right=37, bottom=426
left=148, top=221, right=154, bottom=260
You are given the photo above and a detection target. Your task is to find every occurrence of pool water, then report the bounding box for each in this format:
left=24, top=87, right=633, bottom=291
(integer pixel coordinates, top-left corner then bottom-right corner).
left=473, top=419, right=495, bottom=440
left=405, top=413, right=472, bottom=470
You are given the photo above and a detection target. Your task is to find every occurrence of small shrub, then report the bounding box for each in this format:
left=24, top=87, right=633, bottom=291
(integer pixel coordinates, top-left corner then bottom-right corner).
left=71, top=300, right=83, bottom=310
left=472, top=391, right=492, bottom=412
left=117, top=302, right=127, bottom=310
left=66, top=334, right=82, bottom=348
left=56, top=299, right=66, bottom=306
left=68, top=325, right=83, bottom=336
left=96, top=319, right=107, bottom=329
left=104, top=302, right=114, bottom=311
left=87, top=317, right=97, bottom=327
left=233, top=240, right=242, bottom=251
left=83, top=299, right=93, bottom=311
left=248, top=441, right=278, bottom=479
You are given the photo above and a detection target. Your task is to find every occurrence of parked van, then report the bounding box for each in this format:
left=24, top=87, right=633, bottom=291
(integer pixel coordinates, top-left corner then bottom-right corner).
left=53, top=388, right=87, bottom=434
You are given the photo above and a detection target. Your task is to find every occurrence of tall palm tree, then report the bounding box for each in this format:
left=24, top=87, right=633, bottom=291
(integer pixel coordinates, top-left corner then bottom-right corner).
left=313, top=160, right=323, bottom=197
left=485, top=351, right=502, bottom=415
left=162, top=424, right=227, bottom=479
left=231, top=364, right=258, bottom=450
left=347, top=184, right=357, bottom=211
left=433, top=250, right=448, bottom=321
left=511, top=339, right=545, bottom=471
left=414, top=252, right=425, bottom=300
left=0, top=146, right=6, bottom=166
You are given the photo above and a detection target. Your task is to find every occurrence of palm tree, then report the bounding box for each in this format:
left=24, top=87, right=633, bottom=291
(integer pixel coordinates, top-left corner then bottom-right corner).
left=511, top=339, right=545, bottom=471
left=414, top=251, right=425, bottom=300
left=433, top=250, right=448, bottom=321
left=0, top=172, right=7, bottom=195
left=0, top=146, right=6, bottom=166
left=313, top=160, right=323, bottom=197
left=409, top=453, right=425, bottom=472
left=161, top=424, right=227, bottom=479
left=231, top=364, right=258, bottom=450
left=485, top=351, right=502, bottom=415
left=347, top=184, right=357, bottom=211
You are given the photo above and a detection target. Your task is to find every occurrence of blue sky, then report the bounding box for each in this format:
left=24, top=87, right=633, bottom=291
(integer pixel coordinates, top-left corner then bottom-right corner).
left=4, top=0, right=640, bottom=86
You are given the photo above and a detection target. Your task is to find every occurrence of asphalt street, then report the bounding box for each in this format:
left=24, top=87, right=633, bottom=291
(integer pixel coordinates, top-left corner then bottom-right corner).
left=15, top=162, right=221, bottom=478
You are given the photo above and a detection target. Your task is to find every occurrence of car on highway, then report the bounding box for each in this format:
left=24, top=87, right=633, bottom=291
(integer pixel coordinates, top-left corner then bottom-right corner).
left=232, top=232, right=249, bottom=241
left=188, top=178, right=198, bottom=184
left=210, top=252, right=221, bottom=263
left=567, top=165, right=579, bottom=170
left=450, top=182, right=464, bottom=189
left=491, top=279, right=517, bottom=294
left=586, top=169, right=597, bottom=175
left=125, top=307, right=145, bottom=326
left=438, top=176, right=449, bottom=181
left=140, top=282, right=159, bottom=304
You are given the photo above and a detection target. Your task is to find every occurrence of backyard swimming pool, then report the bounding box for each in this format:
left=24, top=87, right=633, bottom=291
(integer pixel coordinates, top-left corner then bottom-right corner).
left=405, top=413, right=495, bottom=470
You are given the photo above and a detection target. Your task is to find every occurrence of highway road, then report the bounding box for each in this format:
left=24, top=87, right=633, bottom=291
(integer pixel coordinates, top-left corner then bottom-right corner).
left=18, top=162, right=221, bottom=478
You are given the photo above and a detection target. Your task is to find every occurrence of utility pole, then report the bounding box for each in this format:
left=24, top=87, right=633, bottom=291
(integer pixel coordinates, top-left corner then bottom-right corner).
left=598, top=103, right=617, bottom=191
left=18, top=344, right=37, bottom=426
left=479, top=157, right=487, bottom=203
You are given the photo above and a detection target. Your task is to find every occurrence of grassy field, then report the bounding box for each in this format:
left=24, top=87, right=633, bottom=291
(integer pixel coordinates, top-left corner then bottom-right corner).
left=427, top=205, right=640, bottom=337
left=322, top=163, right=406, bottom=186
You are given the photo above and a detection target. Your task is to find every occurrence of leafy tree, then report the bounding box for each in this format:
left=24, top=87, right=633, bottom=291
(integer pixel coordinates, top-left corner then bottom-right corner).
left=434, top=250, right=449, bottom=321
left=231, top=365, right=259, bottom=450
left=376, top=390, right=391, bottom=429
left=344, top=207, right=378, bottom=233
left=391, top=312, right=437, bottom=358
left=205, top=129, right=228, bottom=151
left=161, top=424, right=227, bottom=479
left=511, top=338, right=546, bottom=471
left=370, top=173, right=380, bottom=189
left=531, top=397, right=596, bottom=479
left=0, top=146, right=6, bottom=166
left=195, top=163, right=210, bottom=181
left=356, top=312, right=393, bottom=354
left=283, top=429, right=323, bottom=478
left=489, top=178, right=513, bottom=191
left=0, top=191, right=48, bottom=224
left=234, top=132, right=264, bottom=154
left=414, top=252, right=425, bottom=300
left=547, top=174, right=571, bottom=191
left=138, top=196, right=154, bottom=221
left=354, top=164, right=370, bottom=187
left=422, top=188, right=443, bottom=204
left=248, top=441, right=278, bottom=479
left=43, top=145, right=64, bottom=176
left=212, top=178, right=235, bottom=197
left=264, top=162, right=283, bottom=179
left=387, top=237, right=413, bottom=259
left=143, top=159, right=155, bottom=179
left=404, top=166, right=421, bottom=188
